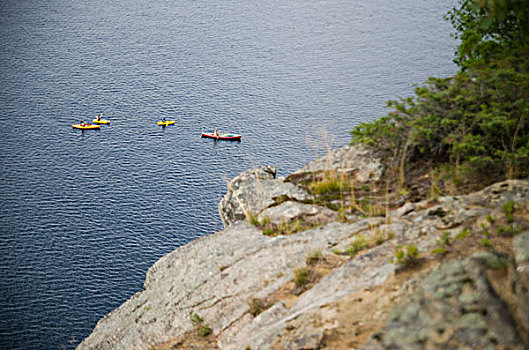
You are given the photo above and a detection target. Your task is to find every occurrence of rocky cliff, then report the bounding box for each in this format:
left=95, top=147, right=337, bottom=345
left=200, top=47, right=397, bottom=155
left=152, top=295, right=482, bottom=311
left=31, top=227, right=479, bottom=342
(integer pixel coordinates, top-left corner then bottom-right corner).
left=79, top=145, right=529, bottom=350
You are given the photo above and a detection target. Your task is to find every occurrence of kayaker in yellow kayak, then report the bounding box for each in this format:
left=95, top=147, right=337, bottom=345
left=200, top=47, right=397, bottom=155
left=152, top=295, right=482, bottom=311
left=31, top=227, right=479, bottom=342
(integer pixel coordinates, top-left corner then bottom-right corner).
left=80, top=120, right=87, bottom=126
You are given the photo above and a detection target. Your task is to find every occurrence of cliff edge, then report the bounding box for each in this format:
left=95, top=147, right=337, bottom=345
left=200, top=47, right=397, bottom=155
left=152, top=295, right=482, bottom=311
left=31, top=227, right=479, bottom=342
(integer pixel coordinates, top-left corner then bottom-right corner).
left=79, top=145, right=529, bottom=350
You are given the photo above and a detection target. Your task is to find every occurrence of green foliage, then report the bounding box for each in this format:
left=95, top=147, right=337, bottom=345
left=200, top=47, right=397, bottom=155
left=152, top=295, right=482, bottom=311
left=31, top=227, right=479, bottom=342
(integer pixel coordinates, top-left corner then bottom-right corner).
left=432, top=246, right=448, bottom=256
left=497, top=224, right=523, bottom=236
left=433, top=231, right=452, bottom=255
left=247, top=212, right=260, bottom=226
left=481, top=237, right=492, bottom=247
left=456, top=228, right=470, bottom=240
left=200, top=324, right=212, bottom=337
left=392, top=244, right=420, bottom=268
left=190, top=313, right=203, bottom=324
left=294, top=267, right=309, bottom=288
left=482, top=223, right=491, bottom=237
left=263, top=228, right=274, bottom=236
left=310, top=175, right=352, bottom=195
left=485, top=214, right=496, bottom=224
left=260, top=215, right=271, bottom=226
left=501, top=200, right=515, bottom=223
left=190, top=312, right=211, bottom=336
left=372, top=230, right=395, bottom=245
left=350, top=0, right=529, bottom=185
left=445, top=0, right=529, bottom=67
left=277, top=219, right=304, bottom=235
left=441, top=231, right=451, bottom=246
left=346, top=234, right=369, bottom=257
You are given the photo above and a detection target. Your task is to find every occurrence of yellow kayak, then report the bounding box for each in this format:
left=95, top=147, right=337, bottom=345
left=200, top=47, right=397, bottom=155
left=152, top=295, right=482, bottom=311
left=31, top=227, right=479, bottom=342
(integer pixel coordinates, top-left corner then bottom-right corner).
left=92, top=118, right=110, bottom=124
left=72, top=123, right=100, bottom=130
left=158, top=120, right=175, bottom=126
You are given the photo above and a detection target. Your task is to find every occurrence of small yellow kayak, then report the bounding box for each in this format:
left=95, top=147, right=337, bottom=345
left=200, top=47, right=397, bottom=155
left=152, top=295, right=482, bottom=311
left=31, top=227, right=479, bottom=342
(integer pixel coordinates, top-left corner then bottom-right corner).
left=92, top=118, right=110, bottom=124
left=158, top=120, right=175, bottom=126
left=72, top=123, right=100, bottom=130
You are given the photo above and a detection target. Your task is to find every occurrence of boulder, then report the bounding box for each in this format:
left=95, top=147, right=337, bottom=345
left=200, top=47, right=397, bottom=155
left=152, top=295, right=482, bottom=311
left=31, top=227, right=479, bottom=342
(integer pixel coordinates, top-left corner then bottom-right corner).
left=368, top=251, right=527, bottom=350
left=257, top=201, right=337, bottom=228
left=218, top=166, right=312, bottom=227
left=286, top=144, right=385, bottom=184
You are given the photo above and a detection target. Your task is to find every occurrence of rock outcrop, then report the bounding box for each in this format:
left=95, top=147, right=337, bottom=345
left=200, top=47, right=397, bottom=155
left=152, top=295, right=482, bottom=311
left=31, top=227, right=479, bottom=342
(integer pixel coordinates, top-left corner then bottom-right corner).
left=79, top=145, right=529, bottom=350
left=218, top=166, right=312, bottom=227
left=286, top=144, right=385, bottom=184
left=364, top=250, right=528, bottom=349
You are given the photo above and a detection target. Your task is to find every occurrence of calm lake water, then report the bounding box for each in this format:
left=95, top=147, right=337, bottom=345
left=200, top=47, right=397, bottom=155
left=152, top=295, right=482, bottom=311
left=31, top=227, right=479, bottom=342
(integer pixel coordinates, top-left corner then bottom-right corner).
left=0, top=0, right=456, bottom=348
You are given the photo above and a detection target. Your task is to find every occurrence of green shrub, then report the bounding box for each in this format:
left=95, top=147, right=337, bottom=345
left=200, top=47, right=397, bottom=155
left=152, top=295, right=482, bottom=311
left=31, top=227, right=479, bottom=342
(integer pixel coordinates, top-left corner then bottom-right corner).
left=372, top=230, right=394, bottom=246
left=190, top=313, right=203, bottom=324
left=501, top=201, right=515, bottom=223
left=200, top=324, right=212, bottom=337
left=310, top=176, right=352, bottom=195
left=481, top=223, right=490, bottom=237
left=481, top=238, right=492, bottom=247
left=263, top=228, right=274, bottom=236
left=440, top=231, right=451, bottom=246
left=497, top=225, right=523, bottom=236
left=260, top=215, right=271, bottom=226
left=432, top=246, right=448, bottom=255
left=294, top=267, right=309, bottom=288
left=247, top=212, right=260, bottom=226
left=346, top=234, right=369, bottom=257
left=485, top=215, right=496, bottom=224
left=455, top=228, right=470, bottom=240
left=350, top=1, right=529, bottom=186
left=392, top=244, right=419, bottom=268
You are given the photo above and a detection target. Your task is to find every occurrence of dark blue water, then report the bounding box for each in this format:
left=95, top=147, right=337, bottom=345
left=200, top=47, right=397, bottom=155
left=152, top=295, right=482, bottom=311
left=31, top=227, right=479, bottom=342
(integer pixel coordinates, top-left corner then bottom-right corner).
left=1, top=0, right=456, bottom=348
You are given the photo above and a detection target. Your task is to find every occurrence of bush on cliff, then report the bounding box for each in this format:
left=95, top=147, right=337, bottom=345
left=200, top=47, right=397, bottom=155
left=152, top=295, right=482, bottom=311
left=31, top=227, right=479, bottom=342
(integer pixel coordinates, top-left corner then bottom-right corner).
left=351, top=0, right=529, bottom=190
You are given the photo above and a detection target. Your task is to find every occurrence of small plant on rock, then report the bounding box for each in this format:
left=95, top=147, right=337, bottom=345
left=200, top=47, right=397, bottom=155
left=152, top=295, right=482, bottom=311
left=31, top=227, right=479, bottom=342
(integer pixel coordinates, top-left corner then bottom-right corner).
left=247, top=212, right=260, bottom=226
left=432, top=246, right=448, bottom=256
left=305, top=249, right=323, bottom=266
left=294, top=267, right=310, bottom=288
left=392, top=244, right=419, bottom=268
left=455, top=228, right=470, bottom=240
left=190, top=313, right=203, bottom=325
left=440, top=231, right=451, bottom=246
left=200, top=324, right=212, bottom=337
left=346, top=234, right=369, bottom=257
left=372, top=229, right=395, bottom=246
left=248, top=297, right=267, bottom=317
left=501, top=200, right=515, bottom=223
left=481, top=238, right=492, bottom=247
left=485, top=215, right=496, bottom=224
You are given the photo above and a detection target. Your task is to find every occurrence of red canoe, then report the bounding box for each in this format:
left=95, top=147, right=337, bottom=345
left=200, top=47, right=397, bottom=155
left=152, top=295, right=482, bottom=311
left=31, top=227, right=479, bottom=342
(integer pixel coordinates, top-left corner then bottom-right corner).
left=201, top=132, right=241, bottom=141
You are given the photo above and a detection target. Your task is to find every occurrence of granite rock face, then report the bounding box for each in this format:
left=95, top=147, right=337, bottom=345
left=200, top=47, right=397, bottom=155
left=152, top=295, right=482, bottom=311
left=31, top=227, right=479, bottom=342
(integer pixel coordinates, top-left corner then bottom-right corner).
left=286, top=144, right=385, bottom=184
left=365, top=250, right=529, bottom=350
left=79, top=145, right=529, bottom=350
left=257, top=201, right=337, bottom=228
left=218, top=166, right=312, bottom=228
